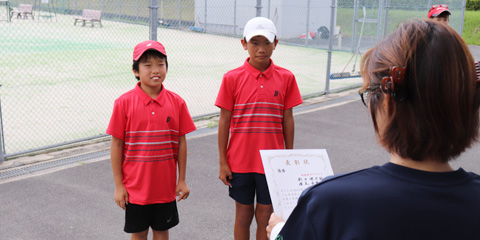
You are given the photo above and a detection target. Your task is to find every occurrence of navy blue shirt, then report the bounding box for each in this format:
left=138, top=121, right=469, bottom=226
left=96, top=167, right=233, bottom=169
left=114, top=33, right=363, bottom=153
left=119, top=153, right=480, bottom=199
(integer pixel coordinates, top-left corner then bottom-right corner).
left=277, top=162, right=480, bottom=240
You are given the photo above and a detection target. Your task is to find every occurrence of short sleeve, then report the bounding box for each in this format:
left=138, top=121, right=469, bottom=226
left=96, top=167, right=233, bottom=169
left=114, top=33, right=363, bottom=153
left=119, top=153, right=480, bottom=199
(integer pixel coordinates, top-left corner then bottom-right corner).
left=106, top=99, right=127, bottom=141
left=284, top=75, right=303, bottom=110
left=179, top=100, right=197, bottom=136
left=215, top=74, right=235, bottom=111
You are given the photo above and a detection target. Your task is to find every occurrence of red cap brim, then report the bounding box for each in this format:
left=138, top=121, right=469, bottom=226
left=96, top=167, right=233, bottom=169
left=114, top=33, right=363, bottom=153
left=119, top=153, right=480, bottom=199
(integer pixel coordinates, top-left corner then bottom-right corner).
left=133, top=41, right=167, bottom=61
left=428, top=7, right=450, bottom=18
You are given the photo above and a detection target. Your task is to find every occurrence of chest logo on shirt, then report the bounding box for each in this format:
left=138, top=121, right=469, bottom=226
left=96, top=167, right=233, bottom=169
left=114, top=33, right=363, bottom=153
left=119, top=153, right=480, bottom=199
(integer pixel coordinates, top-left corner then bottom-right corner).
left=166, top=116, right=171, bottom=123
left=274, top=90, right=279, bottom=97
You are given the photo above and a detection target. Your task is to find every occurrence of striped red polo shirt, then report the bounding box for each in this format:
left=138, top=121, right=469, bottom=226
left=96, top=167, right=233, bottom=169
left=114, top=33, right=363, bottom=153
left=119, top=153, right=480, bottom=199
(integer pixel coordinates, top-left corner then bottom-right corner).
left=107, top=82, right=196, bottom=205
left=215, top=58, right=303, bottom=174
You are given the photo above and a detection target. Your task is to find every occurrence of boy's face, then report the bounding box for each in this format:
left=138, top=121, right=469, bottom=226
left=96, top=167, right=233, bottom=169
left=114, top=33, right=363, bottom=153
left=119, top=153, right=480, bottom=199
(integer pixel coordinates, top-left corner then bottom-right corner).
left=433, top=16, right=449, bottom=24
left=133, top=56, right=167, bottom=90
left=241, top=35, right=278, bottom=69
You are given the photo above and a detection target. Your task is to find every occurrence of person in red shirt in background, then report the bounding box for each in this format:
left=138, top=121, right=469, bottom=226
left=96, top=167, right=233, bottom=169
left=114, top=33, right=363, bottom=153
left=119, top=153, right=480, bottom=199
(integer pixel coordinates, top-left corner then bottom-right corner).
left=428, top=4, right=451, bottom=24
left=216, top=17, right=303, bottom=240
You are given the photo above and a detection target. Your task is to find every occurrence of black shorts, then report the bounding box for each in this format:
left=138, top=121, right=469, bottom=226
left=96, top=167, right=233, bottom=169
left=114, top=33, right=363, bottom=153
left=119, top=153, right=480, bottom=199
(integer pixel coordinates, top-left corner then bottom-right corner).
left=124, top=200, right=179, bottom=233
left=229, top=172, right=272, bottom=205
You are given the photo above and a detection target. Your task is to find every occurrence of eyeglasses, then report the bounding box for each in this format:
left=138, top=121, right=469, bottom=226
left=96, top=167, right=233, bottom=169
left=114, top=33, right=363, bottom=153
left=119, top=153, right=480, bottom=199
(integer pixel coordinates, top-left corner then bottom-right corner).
left=358, top=85, right=381, bottom=107
left=431, top=4, right=448, bottom=9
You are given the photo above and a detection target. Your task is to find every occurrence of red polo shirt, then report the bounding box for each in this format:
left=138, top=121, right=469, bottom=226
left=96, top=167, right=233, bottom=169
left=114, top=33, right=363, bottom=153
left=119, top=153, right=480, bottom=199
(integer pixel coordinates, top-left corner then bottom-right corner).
left=215, top=58, right=303, bottom=174
left=107, top=83, right=196, bottom=205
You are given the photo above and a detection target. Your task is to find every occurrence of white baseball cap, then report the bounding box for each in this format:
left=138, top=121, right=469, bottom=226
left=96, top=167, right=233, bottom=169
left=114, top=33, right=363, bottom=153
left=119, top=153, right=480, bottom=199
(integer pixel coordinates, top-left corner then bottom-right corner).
left=243, top=17, right=277, bottom=43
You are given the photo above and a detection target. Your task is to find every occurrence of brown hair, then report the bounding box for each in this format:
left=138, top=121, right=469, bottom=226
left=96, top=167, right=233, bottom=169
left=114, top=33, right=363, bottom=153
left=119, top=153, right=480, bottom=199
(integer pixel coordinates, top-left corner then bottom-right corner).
left=360, top=19, right=480, bottom=162
left=431, top=11, right=451, bottom=19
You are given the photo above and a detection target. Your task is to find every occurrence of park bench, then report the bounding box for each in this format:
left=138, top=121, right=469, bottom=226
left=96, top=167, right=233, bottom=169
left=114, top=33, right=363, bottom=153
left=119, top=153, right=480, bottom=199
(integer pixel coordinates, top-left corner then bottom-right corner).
left=73, top=9, right=102, bottom=27
left=10, top=3, right=34, bottom=20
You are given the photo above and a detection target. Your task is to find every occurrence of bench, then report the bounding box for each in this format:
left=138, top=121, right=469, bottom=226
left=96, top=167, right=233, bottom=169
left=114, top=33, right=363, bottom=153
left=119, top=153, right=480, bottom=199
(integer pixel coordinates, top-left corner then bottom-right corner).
left=74, top=9, right=102, bottom=27
left=10, top=3, right=33, bottom=20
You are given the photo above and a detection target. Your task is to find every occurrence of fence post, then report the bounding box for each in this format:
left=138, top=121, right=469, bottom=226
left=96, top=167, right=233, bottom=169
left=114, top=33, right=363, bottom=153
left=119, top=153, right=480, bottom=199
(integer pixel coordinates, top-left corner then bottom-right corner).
left=383, top=0, right=390, bottom=37
left=352, top=0, right=359, bottom=52
left=118, top=0, right=122, bottom=18
left=325, top=0, right=336, bottom=94
left=0, top=85, right=5, bottom=164
left=149, top=0, right=158, bottom=40
left=459, top=0, right=466, bottom=36
left=267, top=0, right=271, bottom=19
left=178, top=0, right=182, bottom=27
left=304, top=0, right=310, bottom=46
left=256, top=0, right=262, bottom=17
left=376, top=0, right=384, bottom=41
left=160, top=0, right=164, bottom=23
left=204, top=0, right=207, bottom=33
left=135, top=0, right=139, bottom=23
left=233, top=0, right=237, bottom=35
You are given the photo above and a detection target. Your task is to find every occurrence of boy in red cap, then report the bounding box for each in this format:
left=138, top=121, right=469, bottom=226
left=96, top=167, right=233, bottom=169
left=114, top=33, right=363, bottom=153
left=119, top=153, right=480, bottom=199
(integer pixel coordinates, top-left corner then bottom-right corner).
left=107, top=40, right=196, bottom=240
left=428, top=4, right=451, bottom=24
left=216, top=17, right=303, bottom=240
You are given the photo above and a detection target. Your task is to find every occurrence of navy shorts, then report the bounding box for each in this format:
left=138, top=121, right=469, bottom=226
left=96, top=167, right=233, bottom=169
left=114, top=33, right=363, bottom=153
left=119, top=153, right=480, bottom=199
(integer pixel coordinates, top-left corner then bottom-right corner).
left=229, top=172, right=272, bottom=205
left=124, top=200, right=179, bottom=233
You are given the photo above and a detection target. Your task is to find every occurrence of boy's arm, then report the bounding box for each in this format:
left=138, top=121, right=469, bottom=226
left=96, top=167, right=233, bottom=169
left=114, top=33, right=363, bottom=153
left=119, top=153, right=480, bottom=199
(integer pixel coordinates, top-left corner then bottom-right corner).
left=111, top=136, right=129, bottom=210
left=283, top=108, right=295, bottom=149
left=176, top=135, right=190, bottom=202
left=218, top=108, right=233, bottom=186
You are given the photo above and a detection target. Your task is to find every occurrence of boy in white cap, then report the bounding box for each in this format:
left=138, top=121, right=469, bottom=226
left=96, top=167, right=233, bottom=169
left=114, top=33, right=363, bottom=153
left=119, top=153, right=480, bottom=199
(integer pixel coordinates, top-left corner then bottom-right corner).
left=428, top=4, right=451, bottom=24
left=107, top=40, right=196, bottom=240
left=215, top=17, right=303, bottom=240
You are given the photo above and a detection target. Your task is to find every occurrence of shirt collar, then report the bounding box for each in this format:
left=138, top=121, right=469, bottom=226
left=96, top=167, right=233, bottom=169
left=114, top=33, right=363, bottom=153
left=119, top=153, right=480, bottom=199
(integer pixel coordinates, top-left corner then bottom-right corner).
left=134, top=82, right=165, bottom=106
left=243, top=57, right=275, bottom=80
left=381, top=162, right=471, bottom=186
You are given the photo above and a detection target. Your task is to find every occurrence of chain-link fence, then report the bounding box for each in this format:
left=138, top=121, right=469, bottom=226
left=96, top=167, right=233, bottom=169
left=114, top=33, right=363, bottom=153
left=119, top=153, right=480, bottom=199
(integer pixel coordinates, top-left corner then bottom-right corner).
left=0, top=0, right=465, bottom=162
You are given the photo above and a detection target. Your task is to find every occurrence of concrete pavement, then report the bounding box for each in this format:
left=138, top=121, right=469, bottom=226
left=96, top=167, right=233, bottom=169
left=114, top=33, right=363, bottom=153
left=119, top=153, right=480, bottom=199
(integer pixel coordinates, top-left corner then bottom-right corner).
left=0, top=89, right=479, bottom=239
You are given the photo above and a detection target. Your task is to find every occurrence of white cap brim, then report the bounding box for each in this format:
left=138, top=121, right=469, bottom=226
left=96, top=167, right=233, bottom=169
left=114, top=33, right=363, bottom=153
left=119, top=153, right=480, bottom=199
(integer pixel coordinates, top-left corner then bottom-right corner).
left=245, top=30, right=275, bottom=43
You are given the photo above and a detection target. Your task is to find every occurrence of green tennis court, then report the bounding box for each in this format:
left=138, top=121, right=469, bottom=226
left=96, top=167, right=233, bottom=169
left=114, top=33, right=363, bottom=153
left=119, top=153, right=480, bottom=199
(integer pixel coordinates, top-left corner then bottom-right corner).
left=0, top=12, right=361, bottom=154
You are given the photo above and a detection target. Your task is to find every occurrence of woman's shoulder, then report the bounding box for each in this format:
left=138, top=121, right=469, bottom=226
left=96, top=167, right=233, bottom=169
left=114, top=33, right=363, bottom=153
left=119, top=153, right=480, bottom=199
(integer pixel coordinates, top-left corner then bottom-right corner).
left=300, top=166, right=384, bottom=200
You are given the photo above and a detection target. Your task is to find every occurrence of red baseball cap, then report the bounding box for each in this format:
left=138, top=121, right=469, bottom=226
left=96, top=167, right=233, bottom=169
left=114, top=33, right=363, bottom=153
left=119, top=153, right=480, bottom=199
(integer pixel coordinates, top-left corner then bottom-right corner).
left=428, top=4, right=451, bottom=18
left=133, top=40, right=167, bottom=61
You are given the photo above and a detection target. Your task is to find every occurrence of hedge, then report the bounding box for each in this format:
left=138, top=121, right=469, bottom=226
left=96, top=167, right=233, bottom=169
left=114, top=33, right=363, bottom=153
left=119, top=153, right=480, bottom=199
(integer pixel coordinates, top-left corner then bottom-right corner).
left=467, top=0, right=480, bottom=11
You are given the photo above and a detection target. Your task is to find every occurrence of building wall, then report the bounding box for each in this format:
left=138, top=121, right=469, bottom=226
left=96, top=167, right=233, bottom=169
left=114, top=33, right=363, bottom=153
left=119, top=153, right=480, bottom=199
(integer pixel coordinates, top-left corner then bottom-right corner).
left=194, top=0, right=336, bottom=39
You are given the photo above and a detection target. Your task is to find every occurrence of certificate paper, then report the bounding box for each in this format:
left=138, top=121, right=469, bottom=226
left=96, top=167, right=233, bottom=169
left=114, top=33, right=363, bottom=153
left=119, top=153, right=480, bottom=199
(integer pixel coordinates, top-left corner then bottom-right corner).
left=260, top=149, right=333, bottom=220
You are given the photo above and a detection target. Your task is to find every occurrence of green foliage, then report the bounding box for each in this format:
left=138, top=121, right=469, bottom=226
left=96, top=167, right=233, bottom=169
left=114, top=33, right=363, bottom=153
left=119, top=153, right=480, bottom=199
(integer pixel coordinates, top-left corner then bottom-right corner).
left=466, top=0, right=480, bottom=11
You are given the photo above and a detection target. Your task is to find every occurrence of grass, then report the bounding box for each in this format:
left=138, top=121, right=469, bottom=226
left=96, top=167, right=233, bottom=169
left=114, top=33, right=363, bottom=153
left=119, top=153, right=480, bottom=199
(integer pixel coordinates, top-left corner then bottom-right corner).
left=463, top=11, right=480, bottom=45
left=337, top=8, right=479, bottom=46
